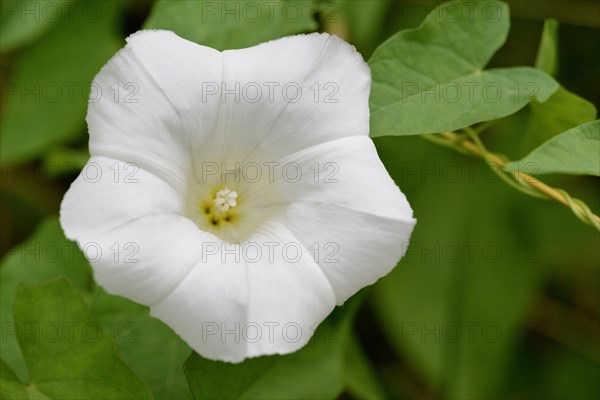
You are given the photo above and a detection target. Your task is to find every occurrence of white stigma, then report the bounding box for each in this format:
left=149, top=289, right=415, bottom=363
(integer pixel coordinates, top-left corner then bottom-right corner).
left=213, top=188, right=238, bottom=212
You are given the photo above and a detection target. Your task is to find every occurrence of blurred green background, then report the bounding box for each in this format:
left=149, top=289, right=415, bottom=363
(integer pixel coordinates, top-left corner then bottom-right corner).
left=1, top=1, right=599, bottom=399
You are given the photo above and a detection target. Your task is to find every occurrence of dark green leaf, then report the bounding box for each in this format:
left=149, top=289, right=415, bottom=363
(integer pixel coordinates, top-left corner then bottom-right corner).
left=0, top=359, right=28, bottom=400
left=10, top=279, right=152, bottom=399
left=41, top=147, right=89, bottom=178
left=184, top=297, right=360, bottom=399
left=337, top=0, right=391, bottom=58
left=0, top=217, right=93, bottom=382
left=345, top=334, right=386, bottom=400
left=0, top=0, right=121, bottom=162
left=535, top=19, right=559, bottom=76
left=91, top=286, right=192, bottom=400
left=372, top=136, right=545, bottom=398
left=144, top=0, right=317, bottom=50
left=1, top=216, right=192, bottom=399
left=0, top=0, right=70, bottom=53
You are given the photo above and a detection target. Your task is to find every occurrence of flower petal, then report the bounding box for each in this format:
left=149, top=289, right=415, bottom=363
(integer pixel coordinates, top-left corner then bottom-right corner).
left=82, top=214, right=210, bottom=306
left=244, top=222, right=336, bottom=358
left=87, top=30, right=223, bottom=194
left=60, top=156, right=205, bottom=305
left=277, top=136, right=414, bottom=220
left=284, top=203, right=414, bottom=305
left=193, top=32, right=370, bottom=165
left=250, top=34, right=371, bottom=158
left=61, top=156, right=184, bottom=237
left=123, top=30, right=223, bottom=148
left=275, top=136, right=416, bottom=304
left=149, top=222, right=336, bottom=362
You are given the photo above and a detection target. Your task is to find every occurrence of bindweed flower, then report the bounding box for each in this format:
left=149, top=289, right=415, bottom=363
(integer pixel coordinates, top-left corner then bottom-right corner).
left=60, top=30, right=416, bottom=362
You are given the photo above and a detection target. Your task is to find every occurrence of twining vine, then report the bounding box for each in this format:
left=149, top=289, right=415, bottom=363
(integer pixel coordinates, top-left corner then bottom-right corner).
left=423, top=129, right=600, bottom=231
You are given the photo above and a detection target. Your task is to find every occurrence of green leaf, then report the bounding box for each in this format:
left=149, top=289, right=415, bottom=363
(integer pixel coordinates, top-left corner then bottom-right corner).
left=345, top=334, right=386, bottom=400
left=144, top=0, right=318, bottom=50
left=0, top=0, right=122, bottom=162
left=0, top=217, right=191, bottom=399
left=0, top=359, right=28, bottom=400
left=337, top=0, right=391, bottom=58
left=535, top=19, right=559, bottom=76
left=0, top=0, right=70, bottom=53
left=91, top=286, right=193, bottom=399
left=488, top=87, right=596, bottom=160
left=41, top=147, right=89, bottom=178
left=489, top=19, right=596, bottom=160
left=0, top=217, right=93, bottom=382
left=9, top=279, right=152, bottom=399
left=372, top=136, right=545, bottom=398
left=184, top=296, right=360, bottom=399
left=368, top=0, right=559, bottom=137
left=489, top=17, right=594, bottom=159
left=507, top=120, right=600, bottom=176
left=534, top=348, right=600, bottom=399
left=515, top=87, right=596, bottom=154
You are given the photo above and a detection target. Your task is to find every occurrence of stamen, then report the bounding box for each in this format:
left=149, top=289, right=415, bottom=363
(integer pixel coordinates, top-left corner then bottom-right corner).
left=213, top=188, right=238, bottom=212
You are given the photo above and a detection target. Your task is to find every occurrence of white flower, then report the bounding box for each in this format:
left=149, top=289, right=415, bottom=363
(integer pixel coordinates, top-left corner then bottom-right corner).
left=60, top=30, right=416, bottom=362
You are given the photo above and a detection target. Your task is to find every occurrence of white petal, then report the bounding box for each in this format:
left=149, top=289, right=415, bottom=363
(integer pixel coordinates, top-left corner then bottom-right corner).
left=150, top=222, right=336, bottom=362
left=192, top=33, right=370, bottom=166
left=123, top=30, right=223, bottom=146
left=88, top=30, right=223, bottom=194
left=244, top=222, right=336, bottom=358
left=60, top=156, right=184, bottom=238
left=150, top=241, right=249, bottom=362
left=275, top=136, right=416, bottom=304
left=277, top=136, right=414, bottom=220
left=250, top=34, right=371, bottom=159
left=82, top=214, right=211, bottom=306
left=60, top=156, right=205, bottom=305
left=284, top=203, right=414, bottom=305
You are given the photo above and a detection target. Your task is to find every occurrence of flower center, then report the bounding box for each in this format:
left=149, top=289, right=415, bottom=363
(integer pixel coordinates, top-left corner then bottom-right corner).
left=213, top=188, right=238, bottom=212
left=198, top=186, right=240, bottom=230
left=185, top=161, right=284, bottom=243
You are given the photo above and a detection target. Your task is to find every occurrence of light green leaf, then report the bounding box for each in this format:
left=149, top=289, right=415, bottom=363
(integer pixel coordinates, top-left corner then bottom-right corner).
left=492, top=17, right=594, bottom=158
left=91, top=286, right=192, bottom=399
left=489, top=19, right=596, bottom=160
left=535, top=19, right=559, bottom=76
left=524, top=87, right=596, bottom=150
left=144, top=0, right=317, bottom=50
left=0, top=0, right=71, bottom=53
left=345, top=334, right=387, bottom=400
left=491, top=86, right=597, bottom=159
left=9, top=279, right=152, bottom=399
left=368, top=0, right=559, bottom=137
left=0, top=0, right=121, bottom=162
left=0, top=217, right=93, bottom=382
left=184, top=296, right=360, bottom=399
left=507, top=120, right=600, bottom=176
